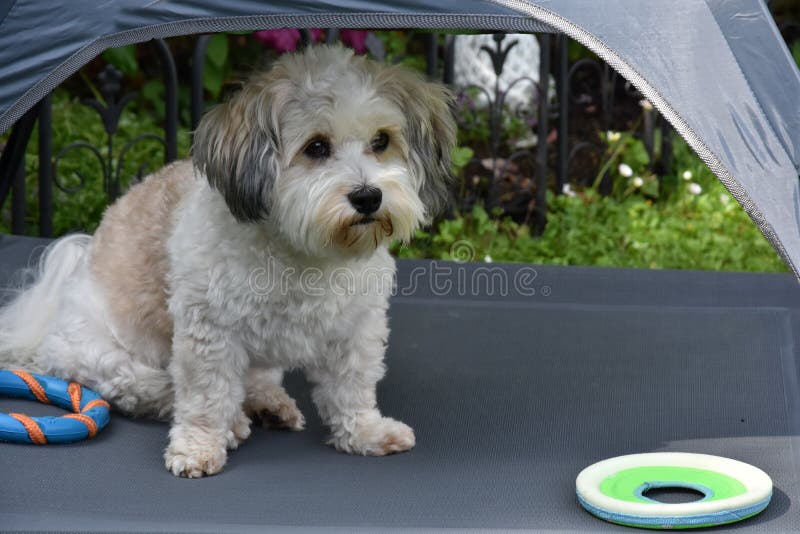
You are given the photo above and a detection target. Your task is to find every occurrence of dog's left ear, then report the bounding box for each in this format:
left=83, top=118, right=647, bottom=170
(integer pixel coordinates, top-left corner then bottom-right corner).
left=377, top=67, right=457, bottom=221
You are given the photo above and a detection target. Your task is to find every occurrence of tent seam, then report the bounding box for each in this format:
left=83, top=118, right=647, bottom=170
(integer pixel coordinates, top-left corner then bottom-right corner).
left=481, top=0, right=800, bottom=280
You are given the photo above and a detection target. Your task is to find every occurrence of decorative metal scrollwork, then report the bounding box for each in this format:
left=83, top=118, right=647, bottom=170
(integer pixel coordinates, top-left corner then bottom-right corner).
left=51, top=37, right=179, bottom=204
left=454, top=33, right=550, bottom=224
left=53, top=64, right=166, bottom=201
left=52, top=141, right=104, bottom=194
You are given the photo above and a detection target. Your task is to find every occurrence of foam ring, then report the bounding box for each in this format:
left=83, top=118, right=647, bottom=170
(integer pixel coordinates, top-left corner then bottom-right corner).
left=576, top=453, right=772, bottom=529
left=0, top=369, right=111, bottom=444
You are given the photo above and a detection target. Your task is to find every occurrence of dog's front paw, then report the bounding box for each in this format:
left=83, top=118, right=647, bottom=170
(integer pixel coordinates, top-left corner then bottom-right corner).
left=226, top=411, right=252, bottom=450
left=165, top=426, right=228, bottom=478
left=330, top=415, right=415, bottom=456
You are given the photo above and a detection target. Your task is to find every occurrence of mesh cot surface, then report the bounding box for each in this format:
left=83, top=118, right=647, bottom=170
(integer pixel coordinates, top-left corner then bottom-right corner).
left=0, top=234, right=799, bottom=533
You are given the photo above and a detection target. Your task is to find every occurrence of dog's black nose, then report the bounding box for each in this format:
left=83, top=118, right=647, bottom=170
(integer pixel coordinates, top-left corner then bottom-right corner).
left=347, top=187, right=382, bottom=215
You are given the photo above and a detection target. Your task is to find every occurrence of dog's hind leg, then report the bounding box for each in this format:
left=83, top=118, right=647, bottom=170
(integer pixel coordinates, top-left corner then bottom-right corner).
left=244, top=368, right=305, bottom=431
left=34, top=317, right=173, bottom=421
left=223, top=368, right=305, bottom=451
left=6, top=247, right=175, bottom=420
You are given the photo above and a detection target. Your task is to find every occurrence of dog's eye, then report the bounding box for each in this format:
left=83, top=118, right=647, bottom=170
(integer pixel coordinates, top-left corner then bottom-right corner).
left=304, top=138, right=331, bottom=159
left=371, top=132, right=390, bottom=154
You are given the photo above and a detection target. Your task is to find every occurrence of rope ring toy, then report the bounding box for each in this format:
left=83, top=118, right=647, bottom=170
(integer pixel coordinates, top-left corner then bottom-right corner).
left=576, top=453, right=772, bottom=529
left=0, top=369, right=111, bottom=444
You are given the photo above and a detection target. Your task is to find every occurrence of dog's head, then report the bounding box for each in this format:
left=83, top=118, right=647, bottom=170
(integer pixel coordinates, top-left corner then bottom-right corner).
left=193, top=45, right=456, bottom=258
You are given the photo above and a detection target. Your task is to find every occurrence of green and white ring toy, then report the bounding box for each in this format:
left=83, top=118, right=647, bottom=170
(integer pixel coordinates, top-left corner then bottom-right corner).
left=576, top=453, right=772, bottom=529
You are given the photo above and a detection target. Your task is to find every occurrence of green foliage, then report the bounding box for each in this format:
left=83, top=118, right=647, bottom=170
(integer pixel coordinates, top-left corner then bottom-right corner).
left=792, top=41, right=800, bottom=68
left=99, top=43, right=195, bottom=126
left=450, top=145, right=474, bottom=171
left=568, top=38, right=598, bottom=62
left=101, top=45, right=139, bottom=76
left=375, top=31, right=427, bottom=73
left=394, top=205, right=533, bottom=263
left=0, top=90, right=191, bottom=236
left=204, top=34, right=230, bottom=99
left=140, top=80, right=165, bottom=120
left=540, top=182, right=784, bottom=271
left=397, top=134, right=788, bottom=273
left=455, top=88, right=537, bottom=155
left=597, top=131, right=659, bottom=199
left=395, top=180, right=786, bottom=273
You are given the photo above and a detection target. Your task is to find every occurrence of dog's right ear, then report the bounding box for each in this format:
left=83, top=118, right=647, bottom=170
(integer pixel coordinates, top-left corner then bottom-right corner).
left=192, top=81, right=280, bottom=222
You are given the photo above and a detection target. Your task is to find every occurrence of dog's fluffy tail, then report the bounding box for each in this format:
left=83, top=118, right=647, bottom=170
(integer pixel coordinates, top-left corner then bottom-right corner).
left=0, top=234, right=92, bottom=372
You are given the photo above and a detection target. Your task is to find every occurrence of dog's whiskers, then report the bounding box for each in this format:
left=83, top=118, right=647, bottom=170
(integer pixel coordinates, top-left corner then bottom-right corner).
left=345, top=228, right=360, bottom=249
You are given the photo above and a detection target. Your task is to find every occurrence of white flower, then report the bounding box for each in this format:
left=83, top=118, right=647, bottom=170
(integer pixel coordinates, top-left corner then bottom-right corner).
left=688, top=182, right=702, bottom=195
left=618, top=163, right=633, bottom=177
left=484, top=254, right=493, bottom=263
left=513, top=133, right=538, bottom=150
left=632, top=176, right=644, bottom=188
left=562, top=183, right=576, bottom=197
left=639, top=98, right=653, bottom=111
left=682, top=170, right=693, bottom=181
left=606, top=131, right=621, bottom=143
left=719, top=194, right=730, bottom=205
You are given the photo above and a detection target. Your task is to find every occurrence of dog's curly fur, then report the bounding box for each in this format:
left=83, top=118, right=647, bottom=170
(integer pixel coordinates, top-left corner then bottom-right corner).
left=0, top=46, right=456, bottom=477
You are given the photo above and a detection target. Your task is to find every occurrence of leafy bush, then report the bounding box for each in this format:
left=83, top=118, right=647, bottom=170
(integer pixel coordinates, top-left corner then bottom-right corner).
left=0, top=89, right=191, bottom=236
left=396, top=135, right=788, bottom=273
left=395, top=184, right=786, bottom=273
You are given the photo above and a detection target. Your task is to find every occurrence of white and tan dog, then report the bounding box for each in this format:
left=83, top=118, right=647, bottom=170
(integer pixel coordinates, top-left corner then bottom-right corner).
left=0, top=46, right=456, bottom=477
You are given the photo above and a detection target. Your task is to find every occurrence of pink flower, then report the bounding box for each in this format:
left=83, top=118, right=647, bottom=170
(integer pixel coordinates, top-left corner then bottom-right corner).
left=253, top=28, right=323, bottom=53
left=339, top=29, right=369, bottom=54
left=253, top=28, right=371, bottom=55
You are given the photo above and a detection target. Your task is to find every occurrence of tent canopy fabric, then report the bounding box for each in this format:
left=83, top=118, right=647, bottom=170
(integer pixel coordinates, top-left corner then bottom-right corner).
left=1, top=0, right=800, bottom=277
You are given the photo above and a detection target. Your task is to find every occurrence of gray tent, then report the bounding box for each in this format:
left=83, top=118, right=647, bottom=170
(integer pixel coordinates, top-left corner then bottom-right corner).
left=2, top=2, right=800, bottom=533
left=1, top=0, right=800, bottom=277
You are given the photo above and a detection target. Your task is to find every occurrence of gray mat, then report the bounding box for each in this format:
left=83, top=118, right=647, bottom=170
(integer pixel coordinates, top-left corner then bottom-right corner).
left=0, top=235, right=798, bottom=533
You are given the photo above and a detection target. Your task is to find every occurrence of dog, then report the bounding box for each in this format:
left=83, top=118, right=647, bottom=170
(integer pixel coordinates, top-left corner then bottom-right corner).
left=0, top=45, right=456, bottom=477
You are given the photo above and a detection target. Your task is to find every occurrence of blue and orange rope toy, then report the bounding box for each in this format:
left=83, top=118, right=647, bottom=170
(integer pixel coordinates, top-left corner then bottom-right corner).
left=0, top=369, right=111, bottom=444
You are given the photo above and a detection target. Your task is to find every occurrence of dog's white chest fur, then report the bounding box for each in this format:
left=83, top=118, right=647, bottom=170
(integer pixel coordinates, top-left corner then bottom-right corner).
left=168, top=178, right=393, bottom=370
left=239, top=277, right=389, bottom=369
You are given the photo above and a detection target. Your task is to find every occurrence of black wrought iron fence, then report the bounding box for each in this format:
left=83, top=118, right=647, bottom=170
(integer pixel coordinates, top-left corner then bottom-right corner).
left=0, top=30, right=671, bottom=238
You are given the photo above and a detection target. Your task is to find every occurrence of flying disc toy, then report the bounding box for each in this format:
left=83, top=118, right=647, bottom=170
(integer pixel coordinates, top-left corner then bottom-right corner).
left=0, top=369, right=111, bottom=444
left=576, top=452, right=772, bottom=529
